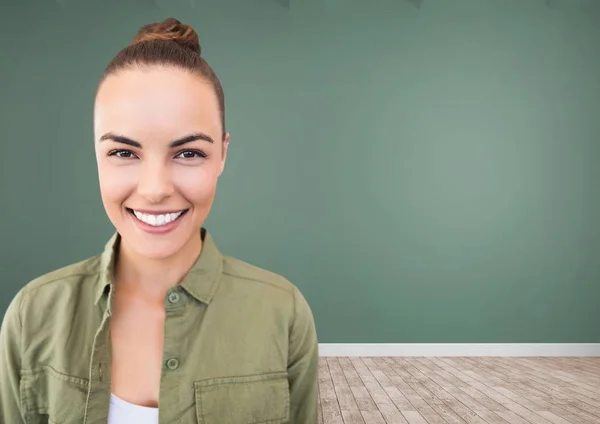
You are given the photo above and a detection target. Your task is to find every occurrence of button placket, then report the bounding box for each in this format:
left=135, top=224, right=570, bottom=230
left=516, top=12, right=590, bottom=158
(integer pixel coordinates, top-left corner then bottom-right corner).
left=164, top=289, right=184, bottom=379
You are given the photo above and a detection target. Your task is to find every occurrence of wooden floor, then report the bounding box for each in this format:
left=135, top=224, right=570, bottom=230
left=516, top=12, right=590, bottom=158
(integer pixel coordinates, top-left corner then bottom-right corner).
left=317, top=357, right=600, bottom=424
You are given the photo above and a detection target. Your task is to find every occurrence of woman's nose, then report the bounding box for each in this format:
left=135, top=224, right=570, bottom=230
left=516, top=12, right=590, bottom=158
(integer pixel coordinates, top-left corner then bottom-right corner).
left=137, top=161, right=175, bottom=204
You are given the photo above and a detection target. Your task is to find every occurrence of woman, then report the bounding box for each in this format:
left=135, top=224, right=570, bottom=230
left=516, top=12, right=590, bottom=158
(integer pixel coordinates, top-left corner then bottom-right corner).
left=0, top=17, right=319, bottom=424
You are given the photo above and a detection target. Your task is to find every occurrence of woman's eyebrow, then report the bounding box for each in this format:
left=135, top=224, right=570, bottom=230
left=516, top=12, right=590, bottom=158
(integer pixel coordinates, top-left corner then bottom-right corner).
left=98, top=132, right=214, bottom=148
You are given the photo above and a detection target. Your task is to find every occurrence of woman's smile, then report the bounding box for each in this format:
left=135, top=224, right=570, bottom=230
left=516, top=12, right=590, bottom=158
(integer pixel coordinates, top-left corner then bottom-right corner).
left=127, top=207, right=189, bottom=234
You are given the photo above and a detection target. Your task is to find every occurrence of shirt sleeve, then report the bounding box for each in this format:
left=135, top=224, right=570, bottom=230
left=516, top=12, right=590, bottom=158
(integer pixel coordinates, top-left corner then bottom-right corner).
left=0, top=289, right=26, bottom=424
left=287, top=285, right=319, bottom=424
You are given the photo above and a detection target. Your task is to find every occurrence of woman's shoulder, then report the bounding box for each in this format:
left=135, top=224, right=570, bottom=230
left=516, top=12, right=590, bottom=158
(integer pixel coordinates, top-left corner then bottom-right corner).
left=18, top=253, right=103, bottom=297
left=219, top=254, right=315, bottom=320
left=1, top=253, right=104, bottom=353
left=221, top=255, right=298, bottom=294
left=4, top=253, right=104, bottom=328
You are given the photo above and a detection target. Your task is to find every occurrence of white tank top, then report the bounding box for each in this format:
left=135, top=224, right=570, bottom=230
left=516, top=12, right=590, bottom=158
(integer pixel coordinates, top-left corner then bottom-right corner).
left=107, top=393, right=159, bottom=424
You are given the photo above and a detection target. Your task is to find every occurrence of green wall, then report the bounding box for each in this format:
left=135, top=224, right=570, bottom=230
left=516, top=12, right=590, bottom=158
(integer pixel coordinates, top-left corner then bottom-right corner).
left=1, top=0, right=599, bottom=343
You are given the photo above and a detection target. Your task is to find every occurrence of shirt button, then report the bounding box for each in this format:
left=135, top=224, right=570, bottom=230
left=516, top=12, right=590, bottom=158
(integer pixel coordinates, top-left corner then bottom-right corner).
left=166, top=358, right=179, bottom=370
left=168, top=292, right=180, bottom=304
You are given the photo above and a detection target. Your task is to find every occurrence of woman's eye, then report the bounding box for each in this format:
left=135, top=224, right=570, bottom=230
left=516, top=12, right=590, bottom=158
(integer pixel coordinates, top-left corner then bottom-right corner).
left=108, top=149, right=136, bottom=159
left=176, top=150, right=207, bottom=159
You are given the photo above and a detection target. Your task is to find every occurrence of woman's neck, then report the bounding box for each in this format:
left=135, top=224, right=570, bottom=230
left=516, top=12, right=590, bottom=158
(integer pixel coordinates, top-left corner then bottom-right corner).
left=113, top=234, right=203, bottom=304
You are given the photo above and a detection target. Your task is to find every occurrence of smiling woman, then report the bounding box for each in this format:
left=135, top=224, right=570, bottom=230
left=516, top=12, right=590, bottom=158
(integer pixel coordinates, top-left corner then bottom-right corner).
left=0, top=17, right=319, bottom=424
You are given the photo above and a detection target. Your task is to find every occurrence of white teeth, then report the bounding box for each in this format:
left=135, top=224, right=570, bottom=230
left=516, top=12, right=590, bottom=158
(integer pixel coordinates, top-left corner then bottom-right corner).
left=132, top=210, right=184, bottom=226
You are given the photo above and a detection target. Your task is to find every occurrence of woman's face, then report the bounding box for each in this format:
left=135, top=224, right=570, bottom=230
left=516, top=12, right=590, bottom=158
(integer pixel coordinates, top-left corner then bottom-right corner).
left=93, top=66, right=229, bottom=260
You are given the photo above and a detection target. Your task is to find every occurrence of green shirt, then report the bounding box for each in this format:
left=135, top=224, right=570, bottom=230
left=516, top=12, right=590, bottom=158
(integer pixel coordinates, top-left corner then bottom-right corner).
left=0, top=228, right=319, bottom=423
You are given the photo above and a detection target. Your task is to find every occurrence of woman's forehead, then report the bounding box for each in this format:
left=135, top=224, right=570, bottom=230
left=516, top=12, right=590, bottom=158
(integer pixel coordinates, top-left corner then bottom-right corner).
left=94, top=68, right=221, bottom=141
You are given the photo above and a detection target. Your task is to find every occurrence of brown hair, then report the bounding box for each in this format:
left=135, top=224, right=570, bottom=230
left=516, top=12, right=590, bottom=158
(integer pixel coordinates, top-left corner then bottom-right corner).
left=97, top=18, right=226, bottom=138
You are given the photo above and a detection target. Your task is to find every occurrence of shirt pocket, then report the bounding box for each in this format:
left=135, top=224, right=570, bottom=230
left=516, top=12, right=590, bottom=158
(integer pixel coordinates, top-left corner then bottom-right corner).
left=194, top=371, right=290, bottom=424
left=20, top=366, right=89, bottom=424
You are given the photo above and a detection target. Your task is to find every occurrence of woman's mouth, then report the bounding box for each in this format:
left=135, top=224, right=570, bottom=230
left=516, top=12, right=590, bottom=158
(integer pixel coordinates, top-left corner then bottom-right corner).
left=126, top=208, right=189, bottom=227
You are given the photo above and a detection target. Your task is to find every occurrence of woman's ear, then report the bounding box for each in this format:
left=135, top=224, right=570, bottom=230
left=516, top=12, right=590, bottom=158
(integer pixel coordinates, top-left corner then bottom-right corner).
left=219, top=132, right=230, bottom=176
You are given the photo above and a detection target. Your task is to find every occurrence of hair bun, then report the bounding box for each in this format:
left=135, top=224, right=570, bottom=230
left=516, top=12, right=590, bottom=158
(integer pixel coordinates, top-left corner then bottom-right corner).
left=131, top=17, right=201, bottom=55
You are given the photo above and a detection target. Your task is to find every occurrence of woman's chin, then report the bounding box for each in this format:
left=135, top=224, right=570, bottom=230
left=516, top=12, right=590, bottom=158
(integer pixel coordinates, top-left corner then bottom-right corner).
left=125, top=239, right=184, bottom=261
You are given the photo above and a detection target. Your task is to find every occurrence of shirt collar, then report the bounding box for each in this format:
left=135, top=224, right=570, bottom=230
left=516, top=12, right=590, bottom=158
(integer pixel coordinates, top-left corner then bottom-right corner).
left=94, top=227, right=223, bottom=307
